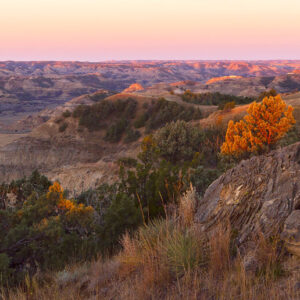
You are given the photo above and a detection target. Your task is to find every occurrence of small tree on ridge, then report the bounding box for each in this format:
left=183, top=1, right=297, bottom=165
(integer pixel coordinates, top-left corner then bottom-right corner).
left=221, top=95, right=295, bottom=157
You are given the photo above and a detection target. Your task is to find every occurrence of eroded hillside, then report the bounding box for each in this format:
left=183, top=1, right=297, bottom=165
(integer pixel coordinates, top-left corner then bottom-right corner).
left=1, top=89, right=300, bottom=193
left=1, top=60, right=300, bottom=129
left=0, top=94, right=204, bottom=192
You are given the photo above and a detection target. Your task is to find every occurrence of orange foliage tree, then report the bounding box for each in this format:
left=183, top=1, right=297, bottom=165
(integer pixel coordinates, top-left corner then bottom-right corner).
left=221, top=95, right=295, bottom=157
left=47, top=181, right=94, bottom=228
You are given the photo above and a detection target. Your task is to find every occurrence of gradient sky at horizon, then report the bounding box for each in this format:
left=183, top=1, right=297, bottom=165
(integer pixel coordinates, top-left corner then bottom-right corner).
left=1, top=0, right=300, bottom=61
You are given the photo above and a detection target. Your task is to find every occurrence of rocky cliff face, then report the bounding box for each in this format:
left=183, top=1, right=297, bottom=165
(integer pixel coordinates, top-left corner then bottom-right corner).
left=195, top=142, right=300, bottom=256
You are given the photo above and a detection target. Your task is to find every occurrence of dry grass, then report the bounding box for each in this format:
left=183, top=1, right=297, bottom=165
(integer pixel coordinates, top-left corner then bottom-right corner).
left=178, top=184, right=196, bottom=227
left=2, top=186, right=300, bottom=300
left=209, top=223, right=232, bottom=277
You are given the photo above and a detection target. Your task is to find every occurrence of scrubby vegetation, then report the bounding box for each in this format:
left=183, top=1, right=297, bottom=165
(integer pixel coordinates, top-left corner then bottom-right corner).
left=93, top=120, right=227, bottom=250
left=2, top=187, right=298, bottom=299
left=104, top=119, right=129, bottom=142
left=279, top=106, right=300, bottom=146
left=124, top=129, right=141, bottom=143
left=0, top=172, right=98, bottom=287
left=88, top=91, right=113, bottom=102
left=219, top=100, right=235, bottom=111
left=181, top=90, right=254, bottom=106
left=257, top=88, right=277, bottom=101
left=62, top=110, right=71, bottom=118
left=59, top=122, right=68, bottom=132
left=1, top=93, right=299, bottom=299
left=72, top=98, right=138, bottom=132
left=71, top=97, right=202, bottom=143
left=0, top=120, right=226, bottom=289
left=139, top=98, right=202, bottom=132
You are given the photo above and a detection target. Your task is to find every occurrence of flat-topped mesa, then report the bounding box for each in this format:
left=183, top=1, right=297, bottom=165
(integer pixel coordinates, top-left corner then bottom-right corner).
left=195, top=142, right=300, bottom=256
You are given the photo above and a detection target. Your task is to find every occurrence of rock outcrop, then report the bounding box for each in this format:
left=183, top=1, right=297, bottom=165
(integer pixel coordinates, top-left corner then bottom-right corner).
left=281, top=211, right=300, bottom=257
left=195, top=142, right=300, bottom=256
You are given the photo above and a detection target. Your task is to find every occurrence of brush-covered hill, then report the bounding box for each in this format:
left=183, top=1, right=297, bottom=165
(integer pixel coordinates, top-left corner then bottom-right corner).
left=0, top=93, right=204, bottom=192
left=2, top=89, right=300, bottom=192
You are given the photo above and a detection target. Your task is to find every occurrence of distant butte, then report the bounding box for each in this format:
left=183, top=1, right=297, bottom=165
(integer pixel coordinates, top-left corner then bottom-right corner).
left=123, top=83, right=144, bottom=93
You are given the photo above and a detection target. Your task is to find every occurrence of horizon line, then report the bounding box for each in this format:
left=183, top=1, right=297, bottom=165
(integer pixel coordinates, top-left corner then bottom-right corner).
left=2, top=59, right=300, bottom=63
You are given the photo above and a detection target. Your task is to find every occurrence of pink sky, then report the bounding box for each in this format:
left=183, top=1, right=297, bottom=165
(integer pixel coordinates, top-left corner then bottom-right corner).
left=1, top=0, right=300, bottom=61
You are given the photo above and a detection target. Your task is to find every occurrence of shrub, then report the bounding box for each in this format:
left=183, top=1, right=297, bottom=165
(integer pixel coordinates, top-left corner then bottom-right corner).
left=182, top=91, right=254, bottom=106
left=76, top=183, right=117, bottom=216
left=55, top=118, right=63, bottom=124
left=59, top=122, right=68, bottom=132
left=133, top=113, right=148, bottom=128
left=166, top=229, right=207, bottom=276
left=124, top=129, right=141, bottom=143
left=278, top=106, right=300, bottom=147
left=121, top=218, right=208, bottom=278
left=117, top=157, right=138, bottom=168
left=73, top=99, right=137, bottom=132
left=89, top=91, right=109, bottom=102
left=144, top=98, right=202, bottom=131
left=178, top=185, right=197, bottom=227
left=104, top=119, right=128, bottom=142
left=0, top=178, right=98, bottom=286
left=190, top=166, right=221, bottom=195
left=137, top=219, right=176, bottom=253
left=124, top=99, right=138, bottom=119
left=153, top=120, right=204, bottom=163
left=62, top=110, right=71, bottom=118
left=0, top=254, right=12, bottom=285
left=5, top=170, right=52, bottom=201
left=100, top=193, right=142, bottom=250
left=257, top=88, right=277, bottom=101
left=219, top=101, right=235, bottom=111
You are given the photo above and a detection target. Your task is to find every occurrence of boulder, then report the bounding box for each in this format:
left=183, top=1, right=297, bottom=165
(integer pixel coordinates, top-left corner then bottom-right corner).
left=195, top=142, right=300, bottom=255
left=281, top=211, right=300, bottom=257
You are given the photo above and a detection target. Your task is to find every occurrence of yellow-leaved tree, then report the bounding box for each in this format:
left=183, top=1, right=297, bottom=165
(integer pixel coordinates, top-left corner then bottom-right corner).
left=47, top=181, right=94, bottom=227
left=221, top=95, right=295, bottom=157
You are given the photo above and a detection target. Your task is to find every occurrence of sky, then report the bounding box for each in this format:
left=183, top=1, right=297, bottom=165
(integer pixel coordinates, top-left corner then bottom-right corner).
left=0, top=0, right=300, bottom=61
